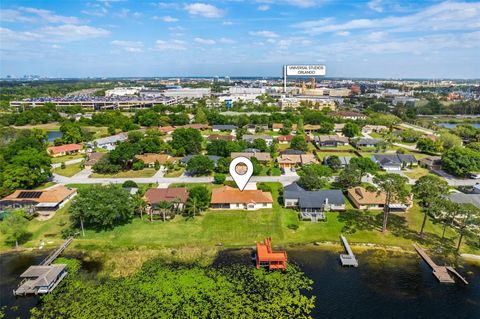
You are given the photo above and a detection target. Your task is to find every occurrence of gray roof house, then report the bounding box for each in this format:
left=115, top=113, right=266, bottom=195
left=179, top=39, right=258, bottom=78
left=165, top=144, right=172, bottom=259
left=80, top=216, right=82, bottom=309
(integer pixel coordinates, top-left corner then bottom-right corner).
left=88, top=133, right=127, bottom=151
left=355, top=138, right=385, bottom=148
left=212, top=124, right=237, bottom=131
left=242, top=134, right=274, bottom=145
left=283, top=183, right=345, bottom=222
left=323, top=156, right=352, bottom=167
left=372, top=154, right=417, bottom=171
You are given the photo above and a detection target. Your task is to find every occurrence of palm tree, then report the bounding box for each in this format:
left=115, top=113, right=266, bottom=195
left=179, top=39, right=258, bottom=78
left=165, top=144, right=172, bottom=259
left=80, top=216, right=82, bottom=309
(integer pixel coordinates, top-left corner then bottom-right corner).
left=154, top=201, right=173, bottom=222
left=185, top=197, right=198, bottom=220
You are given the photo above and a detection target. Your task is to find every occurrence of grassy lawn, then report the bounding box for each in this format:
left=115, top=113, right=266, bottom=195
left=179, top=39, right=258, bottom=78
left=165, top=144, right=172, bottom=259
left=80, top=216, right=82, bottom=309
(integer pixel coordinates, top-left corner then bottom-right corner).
left=53, top=162, right=83, bottom=177
left=51, top=153, right=85, bottom=164
left=165, top=167, right=185, bottom=177
left=369, top=132, right=383, bottom=138
left=2, top=183, right=478, bottom=256
left=316, top=151, right=358, bottom=160
left=90, top=168, right=157, bottom=178
left=404, top=167, right=432, bottom=179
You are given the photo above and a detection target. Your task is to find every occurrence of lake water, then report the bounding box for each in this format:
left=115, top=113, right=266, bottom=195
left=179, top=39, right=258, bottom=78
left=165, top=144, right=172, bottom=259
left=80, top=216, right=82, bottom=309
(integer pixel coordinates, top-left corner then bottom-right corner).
left=438, top=123, right=480, bottom=129
left=1, top=248, right=479, bottom=318
left=46, top=131, right=63, bottom=142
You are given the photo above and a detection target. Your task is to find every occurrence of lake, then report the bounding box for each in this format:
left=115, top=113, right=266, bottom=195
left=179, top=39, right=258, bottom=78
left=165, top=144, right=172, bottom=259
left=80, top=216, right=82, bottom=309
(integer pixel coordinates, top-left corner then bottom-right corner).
left=1, top=248, right=479, bottom=318
left=438, top=123, right=480, bottom=129
left=46, top=131, right=63, bottom=142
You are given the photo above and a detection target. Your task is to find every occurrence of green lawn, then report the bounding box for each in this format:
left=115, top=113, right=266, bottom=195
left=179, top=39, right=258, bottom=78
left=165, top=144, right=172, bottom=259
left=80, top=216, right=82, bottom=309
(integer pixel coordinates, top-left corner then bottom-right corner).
left=51, top=153, right=85, bottom=164
left=404, top=167, right=432, bottom=180
left=165, top=167, right=185, bottom=177
left=90, top=168, right=157, bottom=178
left=2, top=183, right=478, bottom=256
left=316, top=151, right=358, bottom=160
left=53, top=163, right=83, bottom=177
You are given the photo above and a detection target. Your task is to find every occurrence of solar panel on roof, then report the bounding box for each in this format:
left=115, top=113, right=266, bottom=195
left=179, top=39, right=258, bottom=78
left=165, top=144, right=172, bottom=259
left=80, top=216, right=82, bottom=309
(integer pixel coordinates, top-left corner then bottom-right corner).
left=18, top=191, right=42, bottom=199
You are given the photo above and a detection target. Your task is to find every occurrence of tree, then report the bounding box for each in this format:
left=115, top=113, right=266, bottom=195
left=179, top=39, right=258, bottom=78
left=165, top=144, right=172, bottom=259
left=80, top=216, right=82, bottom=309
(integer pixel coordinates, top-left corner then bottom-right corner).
left=185, top=186, right=210, bottom=218
left=0, top=210, right=29, bottom=248
left=439, top=132, right=462, bottom=150
left=195, top=108, right=208, bottom=124
left=215, top=157, right=230, bottom=174
left=154, top=200, right=173, bottom=222
left=349, top=157, right=379, bottom=174
left=336, top=165, right=362, bottom=189
left=291, top=135, right=308, bottom=151
left=412, top=175, right=449, bottom=237
left=442, top=146, right=480, bottom=177
left=342, top=122, right=361, bottom=137
left=252, top=139, right=268, bottom=152
left=453, top=203, right=480, bottom=252
left=132, top=160, right=145, bottom=171
left=297, top=118, right=304, bottom=134
left=416, top=138, right=442, bottom=154
left=207, top=139, right=229, bottom=157
left=373, top=173, right=409, bottom=232
left=325, top=155, right=342, bottom=171
left=186, top=155, right=215, bottom=176
left=92, top=157, right=121, bottom=174
left=298, top=164, right=332, bottom=190
left=70, top=185, right=134, bottom=233
left=170, top=128, right=203, bottom=155
left=213, top=173, right=226, bottom=184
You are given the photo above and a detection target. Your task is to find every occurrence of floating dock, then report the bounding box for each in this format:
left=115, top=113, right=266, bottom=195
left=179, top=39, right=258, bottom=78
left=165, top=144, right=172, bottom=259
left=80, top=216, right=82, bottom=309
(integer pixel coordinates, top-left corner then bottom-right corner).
left=413, top=244, right=468, bottom=284
left=14, top=237, right=74, bottom=296
left=339, top=235, right=358, bottom=267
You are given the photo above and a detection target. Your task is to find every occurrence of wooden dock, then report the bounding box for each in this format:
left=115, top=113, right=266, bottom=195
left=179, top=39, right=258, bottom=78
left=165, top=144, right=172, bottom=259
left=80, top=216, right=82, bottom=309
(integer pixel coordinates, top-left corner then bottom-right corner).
left=40, top=237, right=73, bottom=266
left=339, top=235, right=358, bottom=267
left=413, top=244, right=468, bottom=284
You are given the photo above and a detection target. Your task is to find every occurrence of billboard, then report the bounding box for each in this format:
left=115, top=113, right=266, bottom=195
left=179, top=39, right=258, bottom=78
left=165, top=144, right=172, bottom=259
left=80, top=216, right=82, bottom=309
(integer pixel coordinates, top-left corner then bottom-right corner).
left=286, top=65, right=326, bottom=76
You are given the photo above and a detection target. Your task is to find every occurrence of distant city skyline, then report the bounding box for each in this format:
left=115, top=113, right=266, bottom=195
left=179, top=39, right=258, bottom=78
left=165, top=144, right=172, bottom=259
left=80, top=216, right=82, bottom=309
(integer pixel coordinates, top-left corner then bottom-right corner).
left=1, top=0, right=479, bottom=79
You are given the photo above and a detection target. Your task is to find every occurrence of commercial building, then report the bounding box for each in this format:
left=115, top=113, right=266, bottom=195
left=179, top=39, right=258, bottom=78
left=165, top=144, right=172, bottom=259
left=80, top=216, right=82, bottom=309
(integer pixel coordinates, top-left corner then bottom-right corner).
left=105, top=87, right=142, bottom=97
left=162, top=88, right=211, bottom=99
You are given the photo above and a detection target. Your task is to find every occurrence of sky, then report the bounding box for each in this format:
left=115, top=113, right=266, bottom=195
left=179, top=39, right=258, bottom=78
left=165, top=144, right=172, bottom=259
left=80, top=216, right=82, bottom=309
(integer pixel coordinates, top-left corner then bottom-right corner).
left=0, top=0, right=479, bottom=78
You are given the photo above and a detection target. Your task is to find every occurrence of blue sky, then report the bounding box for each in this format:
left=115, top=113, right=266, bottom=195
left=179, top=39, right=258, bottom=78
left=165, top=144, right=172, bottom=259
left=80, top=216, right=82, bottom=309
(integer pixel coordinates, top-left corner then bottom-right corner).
left=1, top=0, right=479, bottom=78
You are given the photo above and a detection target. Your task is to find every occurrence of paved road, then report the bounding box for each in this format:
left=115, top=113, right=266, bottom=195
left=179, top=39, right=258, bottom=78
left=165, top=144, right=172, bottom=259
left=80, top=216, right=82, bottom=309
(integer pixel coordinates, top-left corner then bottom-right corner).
left=432, top=169, right=480, bottom=187
left=53, top=173, right=300, bottom=186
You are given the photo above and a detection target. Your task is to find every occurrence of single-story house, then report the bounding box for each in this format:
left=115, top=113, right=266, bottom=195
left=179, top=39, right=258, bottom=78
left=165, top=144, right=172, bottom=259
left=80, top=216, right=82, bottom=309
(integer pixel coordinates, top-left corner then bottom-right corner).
left=372, top=154, right=417, bottom=171
left=212, top=124, right=237, bottom=132
left=284, top=183, right=345, bottom=221
left=180, top=124, right=211, bottom=130
left=207, top=134, right=235, bottom=141
left=242, top=134, right=274, bottom=145
left=303, top=124, right=321, bottom=133
left=159, top=126, right=175, bottom=135
left=448, top=193, right=480, bottom=209
left=330, top=111, right=367, bottom=121
left=47, top=144, right=84, bottom=157
left=272, top=123, right=283, bottom=132
left=418, top=156, right=442, bottom=170
left=0, top=185, right=77, bottom=213
left=231, top=152, right=271, bottom=163
left=355, top=138, right=385, bottom=149
left=362, top=125, right=388, bottom=134
left=88, top=133, right=127, bottom=151
left=144, top=187, right=189, bottom=213
left=323, top=156, right=352, bottom=168
left=180, top=155, right=221, bottom=165
left=84, top=152, right=106, bottom=168
left=277, top=154, right=317, bottom=169
left=276, top=135, right=294, bottom=144
left=135, top=153, right=176, bottom=167
left=347, top=187, right=411, bottom=211
left=314, top=135, right=349, bottom=147
left=211, top=186, right=273, bottom=210
left=246, top=124, right=268, bottom=134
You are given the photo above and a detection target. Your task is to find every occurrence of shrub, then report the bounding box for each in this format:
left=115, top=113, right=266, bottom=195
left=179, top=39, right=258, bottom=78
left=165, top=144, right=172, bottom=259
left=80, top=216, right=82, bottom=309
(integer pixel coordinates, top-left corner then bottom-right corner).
left=122, top=180, right=138, bottom=188
left=132, top=160, right=145, bottom=171
left=257, top=183, right=272, bottom=192
left=213, top=173, right=226, bottom=184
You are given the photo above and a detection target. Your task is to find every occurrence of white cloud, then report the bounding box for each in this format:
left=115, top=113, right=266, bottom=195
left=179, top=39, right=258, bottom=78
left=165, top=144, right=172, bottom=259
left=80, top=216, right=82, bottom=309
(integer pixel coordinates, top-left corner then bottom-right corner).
left=19, top=7, right=80, bottom=24
left=295, top=1, right=480, bottom=34
left=367, top=0, right=384, bottom=13
left=81, top=2, right=108, bottom=17
left=194, top=37, right=216, bottom=45
left=152, top=2, right=181, bottom=9
left=222, top=21, right=233, bottom=25
left=41, top=24, right=110, bottom=41
left=153, top=15, right=178, bottom=22
left=366, top=31, right=387, bottom=42
left=249, top=30, right=279, bottom=38
left=111, top=40, right=144, bottom=52
left=257, top=5, right=270, bottom=11
left=184, top=3, right=224, bottom=18
left=0, top=9, right=36, bottom=23
left=219, top=37, right=236, bottom=44
left=155, top=39, right=187, bottom=50
left=336, top=31, right=350, bottom=36
left=1, top=7, right=80, bottom=24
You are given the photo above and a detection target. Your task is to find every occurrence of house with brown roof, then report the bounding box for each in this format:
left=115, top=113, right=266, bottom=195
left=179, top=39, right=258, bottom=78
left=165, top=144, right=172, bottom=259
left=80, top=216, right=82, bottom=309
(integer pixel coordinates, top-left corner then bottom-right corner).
left=180, top=123, right=211, bottom=130
left=276, top=135, right=294, bottom=144
left=159, top=126, right=175, bottom=135
left=210, top=186, right=273, bottom=210
left=347, top=187, right=411, bottom=211
left=231, top=151, right=272, bottom=163
left=0, top=185, right=77, bottom=214
left=84, top=152, right=106, bottom=168
left=277, top=154, right=317, bottom=169
left=272, top=123, right=283, bottom=132
left=207, top=134, right=235, bottom=141
left=303, top=124, right=321, bottom=133
left=144, top=187, right=189, bottom=213
left=134, top=153, right=176, bottom=167
left=47, top=144, right=84, bottom=157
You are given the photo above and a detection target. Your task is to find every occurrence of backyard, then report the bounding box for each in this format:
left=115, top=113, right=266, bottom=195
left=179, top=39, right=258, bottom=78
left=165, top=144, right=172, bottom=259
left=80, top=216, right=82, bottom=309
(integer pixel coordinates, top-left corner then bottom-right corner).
left=53, top=163, right=83, bottom=177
